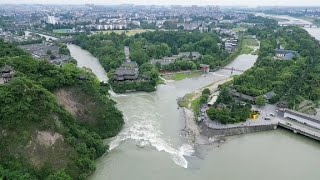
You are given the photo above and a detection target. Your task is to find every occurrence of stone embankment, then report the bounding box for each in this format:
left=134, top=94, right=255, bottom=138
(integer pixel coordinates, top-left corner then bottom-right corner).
left=181, top=108, right=219, bottom=145
left=181, top=107, right=229, bottom=145
left=199, top=123, right=277, bottom=137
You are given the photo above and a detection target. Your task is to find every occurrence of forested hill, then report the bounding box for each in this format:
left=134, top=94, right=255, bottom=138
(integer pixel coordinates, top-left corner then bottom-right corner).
left=234, top=26, right=320, bottom=108
left=0, top=39, right=124, bottom=179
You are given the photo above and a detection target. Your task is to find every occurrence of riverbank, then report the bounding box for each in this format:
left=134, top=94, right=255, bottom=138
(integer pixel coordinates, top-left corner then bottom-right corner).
left=177, top=48, right=260, bottom=110
left=181, top=107, right=228, bottom=146
left=240, top=37, right=260, bottom=54
left=25, top=30, right=59, bottom=40
left=160, top=36, right=258, bottom=83
left=178, top=77, right=233, bottom=110
left=188, top=17, right=320, bottom=140
left=161, top=70, right=203, bottom=81
left=179, top=77, right=278, bottom=141
left=200, top=123, right=277, bottom=137
left=178, top=42, right=260, bottom=140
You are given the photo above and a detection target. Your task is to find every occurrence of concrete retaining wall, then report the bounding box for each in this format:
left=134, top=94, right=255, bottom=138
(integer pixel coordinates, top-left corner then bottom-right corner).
left=199, top=123, right=277, bottom=137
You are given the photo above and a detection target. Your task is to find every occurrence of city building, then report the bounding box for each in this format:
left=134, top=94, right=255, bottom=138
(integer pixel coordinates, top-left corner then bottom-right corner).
left=150, top=52, right=201, bottom=67
left=275, top=49, right=300, bottom=60
left=0, top=65, right=15, bottom=84
left=177, top=22, right=201, bottom=31
left=230, top=89, right=256, bottom=103
left=150, top=57, right=177, bottom=67
left=200, top=64, right=210, bottom=73
left=179, top=52, right=201, bottom=60
left=224, top=37, right=238, bottom=52
left=47, top=15, right=58, bottom=24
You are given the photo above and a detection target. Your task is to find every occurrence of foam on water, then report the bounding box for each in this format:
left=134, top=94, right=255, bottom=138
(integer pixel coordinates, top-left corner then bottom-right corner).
left=108, top=90, right=128, bottom=97
left=179, top=144, right=195, bottom=156
left=210, top=72, right=229, bottom=77
left=109, top=118, right=194, bottom=168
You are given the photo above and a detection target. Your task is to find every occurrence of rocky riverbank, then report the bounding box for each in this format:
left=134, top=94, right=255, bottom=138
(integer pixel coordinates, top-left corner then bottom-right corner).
left=181, top=107, right=227, bottom=145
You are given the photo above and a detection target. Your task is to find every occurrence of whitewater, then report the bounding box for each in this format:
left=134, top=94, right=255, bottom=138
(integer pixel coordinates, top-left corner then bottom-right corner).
left=108, top=112, right=195, bottom=168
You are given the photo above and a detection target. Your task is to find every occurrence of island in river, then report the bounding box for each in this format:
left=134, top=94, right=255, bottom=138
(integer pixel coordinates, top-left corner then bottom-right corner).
left=73, top=30, right=247, bottom=93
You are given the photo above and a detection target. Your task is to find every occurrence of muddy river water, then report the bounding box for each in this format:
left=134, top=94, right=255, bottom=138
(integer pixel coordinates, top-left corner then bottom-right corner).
left=67, top=25, right=320, bottom=180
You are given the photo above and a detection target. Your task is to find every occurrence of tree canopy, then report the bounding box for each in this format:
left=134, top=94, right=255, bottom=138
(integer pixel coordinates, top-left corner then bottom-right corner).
left=234, top=26, right=320, bottom=108
left=0, top=40, right=124, bottom=179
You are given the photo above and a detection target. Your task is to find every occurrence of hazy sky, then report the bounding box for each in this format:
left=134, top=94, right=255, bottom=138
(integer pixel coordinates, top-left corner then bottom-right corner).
left=1, top=0, right=320, bottom=7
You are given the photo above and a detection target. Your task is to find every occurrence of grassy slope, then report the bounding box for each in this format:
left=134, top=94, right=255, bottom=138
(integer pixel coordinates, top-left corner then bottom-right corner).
left=240, top=38, right=259, bottom=55
left=162, top=71, right=203, bottom=81
left=191, top=97, right=201, bottom=116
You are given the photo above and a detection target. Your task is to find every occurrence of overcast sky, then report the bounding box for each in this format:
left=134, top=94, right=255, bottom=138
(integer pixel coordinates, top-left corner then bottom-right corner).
left=0, top=0, right=320, bottom=7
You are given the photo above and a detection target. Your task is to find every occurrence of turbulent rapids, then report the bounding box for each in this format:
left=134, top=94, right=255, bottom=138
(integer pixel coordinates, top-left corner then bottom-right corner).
left=109, top=116, right=195, bottom=168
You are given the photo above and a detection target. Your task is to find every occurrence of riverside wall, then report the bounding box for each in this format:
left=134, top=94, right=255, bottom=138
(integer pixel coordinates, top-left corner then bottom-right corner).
left=199, top=123, right=278, bottom=137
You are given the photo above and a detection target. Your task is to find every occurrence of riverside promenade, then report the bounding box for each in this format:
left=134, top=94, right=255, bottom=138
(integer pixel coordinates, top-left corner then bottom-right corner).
left=200, top=104, right=320, bottom=141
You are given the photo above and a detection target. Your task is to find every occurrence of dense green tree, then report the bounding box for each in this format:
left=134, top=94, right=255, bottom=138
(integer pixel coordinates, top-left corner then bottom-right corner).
left=256, top=96, right=266, bottom=107
left=130, top=50, right=149, bottom=66
left=202, top=88, right=210, bottom=95
left=0, top=40, right=124, bottom=179
left=218, top=23, right=320, bottom=110
left=161, top=60, right=197, bottom=71
left=47, top=171, right=72, bottom=180
left=217, top=88, right=232, bottom=104
left=200, top=94, right=209, bottom=104
left=207, top=102, right=251, bottom=124
left=194, top=36, right=220, bottom=56
left=58, top=44, right=70, bottom=55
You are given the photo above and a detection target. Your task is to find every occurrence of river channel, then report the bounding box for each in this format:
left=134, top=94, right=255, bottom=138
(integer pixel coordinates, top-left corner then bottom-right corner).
left=67, top=24, right=320, bottom=180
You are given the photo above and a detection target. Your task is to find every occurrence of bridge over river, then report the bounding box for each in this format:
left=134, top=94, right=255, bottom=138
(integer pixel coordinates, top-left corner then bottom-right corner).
left=219, top=67, right=245, bottom=73
left=278, top=118, right=320, bottom=141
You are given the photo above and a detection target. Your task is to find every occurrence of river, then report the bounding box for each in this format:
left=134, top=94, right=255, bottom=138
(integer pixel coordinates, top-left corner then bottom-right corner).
left=67, top=26, right=320, bottom=180
left=256, top=13, right=313, bottom=27
left=25, top=30, right=58, bottom=41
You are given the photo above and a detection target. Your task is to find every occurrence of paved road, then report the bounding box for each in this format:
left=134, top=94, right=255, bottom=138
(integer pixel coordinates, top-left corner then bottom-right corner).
left=278, top=118, right=320, bottom=138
